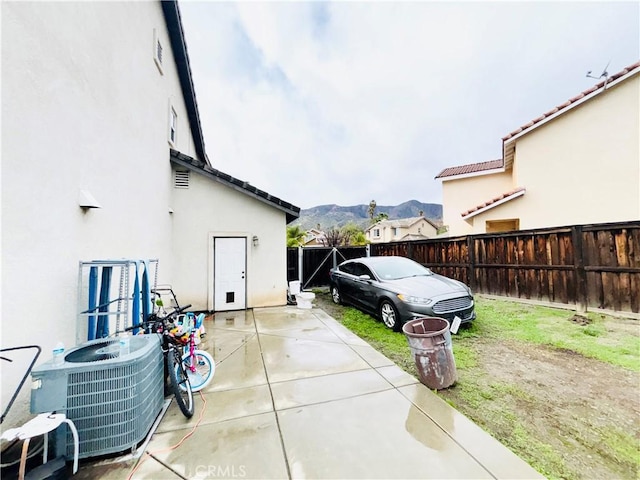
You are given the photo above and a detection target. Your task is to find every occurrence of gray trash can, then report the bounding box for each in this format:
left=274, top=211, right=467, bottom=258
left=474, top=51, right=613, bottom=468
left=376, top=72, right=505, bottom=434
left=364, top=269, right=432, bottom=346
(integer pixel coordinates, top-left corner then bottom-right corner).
left=402, top=317, right=457, bottom=389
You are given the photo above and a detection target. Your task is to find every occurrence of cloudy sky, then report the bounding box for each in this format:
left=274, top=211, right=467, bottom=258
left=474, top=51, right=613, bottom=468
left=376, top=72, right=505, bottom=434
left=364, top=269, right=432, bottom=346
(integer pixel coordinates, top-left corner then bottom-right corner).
left=179, top=1, right=639, bottom=210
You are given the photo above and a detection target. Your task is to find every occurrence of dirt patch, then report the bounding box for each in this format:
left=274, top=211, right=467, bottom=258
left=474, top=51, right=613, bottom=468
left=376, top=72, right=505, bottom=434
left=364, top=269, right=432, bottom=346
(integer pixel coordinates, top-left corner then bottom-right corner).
left=569, top=314, right=592, bottom=325
left=452, top=340, right=639, bottom=479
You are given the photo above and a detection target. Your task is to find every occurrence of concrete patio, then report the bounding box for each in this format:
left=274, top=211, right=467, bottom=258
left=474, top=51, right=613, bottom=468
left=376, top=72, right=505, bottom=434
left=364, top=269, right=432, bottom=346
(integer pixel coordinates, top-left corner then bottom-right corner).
left=75, top=306, right=544, bottom=479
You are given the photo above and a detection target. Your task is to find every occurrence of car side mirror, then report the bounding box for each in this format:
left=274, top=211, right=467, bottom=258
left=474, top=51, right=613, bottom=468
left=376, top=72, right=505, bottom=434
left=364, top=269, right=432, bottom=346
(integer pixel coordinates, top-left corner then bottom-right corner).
left=358, top=274, right=371, bottom=281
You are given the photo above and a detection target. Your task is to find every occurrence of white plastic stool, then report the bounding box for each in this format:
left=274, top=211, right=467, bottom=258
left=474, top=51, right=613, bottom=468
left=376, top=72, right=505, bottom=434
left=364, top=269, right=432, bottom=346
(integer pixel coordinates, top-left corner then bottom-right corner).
left=1, top=412, right=79, bottom=479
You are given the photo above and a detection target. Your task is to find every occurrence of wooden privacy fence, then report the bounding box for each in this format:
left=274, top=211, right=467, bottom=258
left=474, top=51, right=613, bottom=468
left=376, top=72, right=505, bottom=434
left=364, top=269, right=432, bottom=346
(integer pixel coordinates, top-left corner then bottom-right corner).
left=371, top=221, right=640, bottom=314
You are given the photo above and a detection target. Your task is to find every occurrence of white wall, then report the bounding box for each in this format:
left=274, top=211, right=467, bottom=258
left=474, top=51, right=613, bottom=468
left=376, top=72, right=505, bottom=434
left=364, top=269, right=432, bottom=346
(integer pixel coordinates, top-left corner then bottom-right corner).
left=1, top=2, right=198, bottom=427
left=169, top=169, right=288, bottom=310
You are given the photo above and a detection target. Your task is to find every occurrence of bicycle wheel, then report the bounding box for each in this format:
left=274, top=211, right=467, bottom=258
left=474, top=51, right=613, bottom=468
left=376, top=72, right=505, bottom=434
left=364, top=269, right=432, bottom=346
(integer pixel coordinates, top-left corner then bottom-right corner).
left=167, top=347, right=194, bottom=418
left=180, top=350, right=215, bottom=392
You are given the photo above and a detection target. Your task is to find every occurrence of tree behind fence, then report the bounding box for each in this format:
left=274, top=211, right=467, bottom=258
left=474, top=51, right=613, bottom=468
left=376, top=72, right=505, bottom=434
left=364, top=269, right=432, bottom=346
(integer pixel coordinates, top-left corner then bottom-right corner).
left=288, top=221, right=640, bottom=314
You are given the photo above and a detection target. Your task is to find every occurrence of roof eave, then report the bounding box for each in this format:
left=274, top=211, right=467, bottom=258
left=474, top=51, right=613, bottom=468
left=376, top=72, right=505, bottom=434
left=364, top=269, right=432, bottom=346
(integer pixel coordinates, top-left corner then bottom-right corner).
left=502, top=64, right=640, bottom=164
left=161, top=1, right=210, bottom=167
left=439, top=166, right=506, bottom=182
left=170, top=150, right=300, bottom=223
left=462, top=189, right=526, bottom=220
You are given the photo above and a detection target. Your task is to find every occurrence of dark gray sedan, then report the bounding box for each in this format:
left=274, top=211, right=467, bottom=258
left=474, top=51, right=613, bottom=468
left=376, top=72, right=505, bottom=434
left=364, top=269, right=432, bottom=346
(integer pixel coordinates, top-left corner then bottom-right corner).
left=329, top=256, right=475, bottom=331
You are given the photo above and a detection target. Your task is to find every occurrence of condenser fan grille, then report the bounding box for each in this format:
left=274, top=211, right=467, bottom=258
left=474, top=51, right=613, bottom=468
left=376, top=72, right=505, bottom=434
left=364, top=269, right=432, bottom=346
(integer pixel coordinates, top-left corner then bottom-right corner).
left=64, top=337, right=145, bottom=363
left=64, top=339, right=119, bottom=363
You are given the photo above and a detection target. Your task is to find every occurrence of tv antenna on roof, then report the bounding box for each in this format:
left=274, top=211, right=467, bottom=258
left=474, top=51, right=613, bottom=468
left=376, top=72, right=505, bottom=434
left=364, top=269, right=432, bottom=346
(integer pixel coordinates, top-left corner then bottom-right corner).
left=586, top=60, right=611, bottom=88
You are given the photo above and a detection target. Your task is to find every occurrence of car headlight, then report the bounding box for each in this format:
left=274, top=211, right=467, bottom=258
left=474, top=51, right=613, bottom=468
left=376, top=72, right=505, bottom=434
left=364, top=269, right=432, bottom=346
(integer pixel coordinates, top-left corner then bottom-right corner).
left=397, top=294, right=433, bottom=305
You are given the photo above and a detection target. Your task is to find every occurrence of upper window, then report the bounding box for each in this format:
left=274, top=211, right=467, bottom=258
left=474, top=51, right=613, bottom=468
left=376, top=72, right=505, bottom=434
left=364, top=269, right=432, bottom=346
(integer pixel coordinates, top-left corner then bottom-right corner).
left=392, top=227, right=398, bottom=237
left=169, top=107, right=177, bottom=146
left=373, top=228, right=380, bottom=237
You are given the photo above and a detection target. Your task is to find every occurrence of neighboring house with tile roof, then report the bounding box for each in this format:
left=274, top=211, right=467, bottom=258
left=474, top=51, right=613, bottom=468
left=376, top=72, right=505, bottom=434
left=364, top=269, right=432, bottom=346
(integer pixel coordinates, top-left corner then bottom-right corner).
left=2, top=0, right=299, bottom=427
left=302, top=228, right=327, bottom=247
left=436, top=61, right=640, bottom=236
left=365, top=217, right=438, bottom=243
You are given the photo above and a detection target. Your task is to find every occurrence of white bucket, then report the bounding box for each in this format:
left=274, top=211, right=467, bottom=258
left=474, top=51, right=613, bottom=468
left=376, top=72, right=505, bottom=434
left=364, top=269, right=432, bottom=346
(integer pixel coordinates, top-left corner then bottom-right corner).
left=295, top=291, right=315, bottom=309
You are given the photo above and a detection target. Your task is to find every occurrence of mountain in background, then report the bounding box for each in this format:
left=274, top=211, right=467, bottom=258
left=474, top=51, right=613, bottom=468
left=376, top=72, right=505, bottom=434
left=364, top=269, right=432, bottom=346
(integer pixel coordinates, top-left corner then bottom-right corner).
left=292, top=200, right=443, bottom=230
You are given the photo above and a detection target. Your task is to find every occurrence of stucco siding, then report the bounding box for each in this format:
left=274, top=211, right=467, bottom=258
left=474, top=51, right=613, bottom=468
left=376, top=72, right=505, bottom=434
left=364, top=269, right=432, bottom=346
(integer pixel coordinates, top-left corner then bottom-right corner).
left=170, top=169, right=288, bottom=310
left=465, top=198, right=526, bottom=233
left=511, top=74, right=640, bottom=228
left=441, top=72, right=639, bottom=236
left=441, top=171, right=513, bottom=236
left=1, top=2, right=199, bottom=425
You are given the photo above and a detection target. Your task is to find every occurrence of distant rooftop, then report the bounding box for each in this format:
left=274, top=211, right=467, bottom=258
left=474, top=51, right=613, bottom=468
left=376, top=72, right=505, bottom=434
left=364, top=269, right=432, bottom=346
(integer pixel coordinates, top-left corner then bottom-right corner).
left=435, top=159, right=503, bottom=179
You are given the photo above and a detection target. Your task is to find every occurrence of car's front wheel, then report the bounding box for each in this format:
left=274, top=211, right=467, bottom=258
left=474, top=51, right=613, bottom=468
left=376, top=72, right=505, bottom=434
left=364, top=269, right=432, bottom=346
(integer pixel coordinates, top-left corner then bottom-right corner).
left=379, top=300, right=401, bottom=332
left=331, top=285, right=342, bottom=305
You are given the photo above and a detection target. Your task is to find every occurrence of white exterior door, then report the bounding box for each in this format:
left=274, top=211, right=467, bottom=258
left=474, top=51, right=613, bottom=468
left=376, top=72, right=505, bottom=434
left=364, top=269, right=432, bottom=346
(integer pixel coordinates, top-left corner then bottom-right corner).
left=214, top=237, right=246, bottom=311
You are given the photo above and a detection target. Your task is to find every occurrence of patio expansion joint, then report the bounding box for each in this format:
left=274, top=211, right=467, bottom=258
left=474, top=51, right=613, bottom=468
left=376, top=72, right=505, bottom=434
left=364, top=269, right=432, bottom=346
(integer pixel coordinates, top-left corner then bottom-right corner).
left=161, top=408, right=279, bottom=433
left=256, top=330, right=346, bottom=345
left=396, top=388, right=498, bottom=480
left=268, top=366, right=373, bottom=386
left=213, top=332, right=258, bottom=366
left=146, top=451, right=190, bottom=480
left=273, top=385, right=396, bottom=413
left=254, top=315, right=294, bottom=480
left=209, top=325, right=257, bottom=334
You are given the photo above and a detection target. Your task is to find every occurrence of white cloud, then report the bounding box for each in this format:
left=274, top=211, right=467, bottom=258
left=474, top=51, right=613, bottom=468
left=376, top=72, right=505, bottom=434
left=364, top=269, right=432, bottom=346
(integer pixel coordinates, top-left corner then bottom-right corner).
left=180, top=1, right=639, bottom=209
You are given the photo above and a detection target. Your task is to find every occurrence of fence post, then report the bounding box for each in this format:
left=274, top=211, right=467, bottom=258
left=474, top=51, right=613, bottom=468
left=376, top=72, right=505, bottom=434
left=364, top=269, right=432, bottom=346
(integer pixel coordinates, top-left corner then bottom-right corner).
left=332, top=248, right=337, bottom=268
left=298, top=247, right=303, bottom=285
left=366, top=244, right=370, bottom=257
left=467, top=234, right=476, bottom=291
left=572, top=225, right=588, bottom=313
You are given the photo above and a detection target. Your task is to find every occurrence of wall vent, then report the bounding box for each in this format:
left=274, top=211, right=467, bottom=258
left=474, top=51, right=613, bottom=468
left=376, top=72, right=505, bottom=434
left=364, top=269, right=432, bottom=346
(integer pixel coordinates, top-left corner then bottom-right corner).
left=174, top=170, right=190, bottom=189
left=153, top=29, right=164, bottom=75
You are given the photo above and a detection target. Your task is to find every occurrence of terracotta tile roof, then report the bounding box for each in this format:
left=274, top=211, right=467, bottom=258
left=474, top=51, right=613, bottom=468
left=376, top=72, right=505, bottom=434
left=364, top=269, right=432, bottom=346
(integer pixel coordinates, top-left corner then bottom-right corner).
left=502, top=60, right=640, bottom=142
left=435, top=159, right=503, bottom=179
left=461, top=187, right=526, bottom=218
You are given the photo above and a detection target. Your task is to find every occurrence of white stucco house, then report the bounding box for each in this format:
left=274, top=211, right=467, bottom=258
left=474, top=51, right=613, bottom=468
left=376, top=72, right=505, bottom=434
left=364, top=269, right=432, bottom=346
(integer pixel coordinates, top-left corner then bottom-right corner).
left=302, top=228, right=328, bottom=247
left=1, top=1, right=299, bottom=426
left=365, top=217, right=439, bottom=243
left=436, top=61, right=640, bottom=236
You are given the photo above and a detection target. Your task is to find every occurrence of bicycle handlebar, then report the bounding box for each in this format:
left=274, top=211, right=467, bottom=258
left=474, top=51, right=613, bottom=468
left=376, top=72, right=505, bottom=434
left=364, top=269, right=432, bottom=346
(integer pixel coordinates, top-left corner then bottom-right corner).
left=123, top=304, right=193, bottom=332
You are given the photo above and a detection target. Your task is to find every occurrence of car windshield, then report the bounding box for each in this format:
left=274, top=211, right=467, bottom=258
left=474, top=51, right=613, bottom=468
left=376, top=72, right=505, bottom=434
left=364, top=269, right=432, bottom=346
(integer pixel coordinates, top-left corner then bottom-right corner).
left=371, top=258, right=432, bottom=280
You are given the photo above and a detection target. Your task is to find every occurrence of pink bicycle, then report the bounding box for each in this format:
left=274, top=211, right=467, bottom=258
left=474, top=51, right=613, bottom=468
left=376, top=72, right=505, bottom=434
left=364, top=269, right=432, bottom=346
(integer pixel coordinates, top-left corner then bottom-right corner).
left=169, top=313, right=215, bottom=393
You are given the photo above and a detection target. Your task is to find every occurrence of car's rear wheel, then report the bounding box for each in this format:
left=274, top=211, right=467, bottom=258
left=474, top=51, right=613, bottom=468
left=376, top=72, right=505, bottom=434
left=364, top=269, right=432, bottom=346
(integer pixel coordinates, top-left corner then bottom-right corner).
left=331, top=285, right=342, bottom=305
left=379, top=300, right=401, bottom=332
